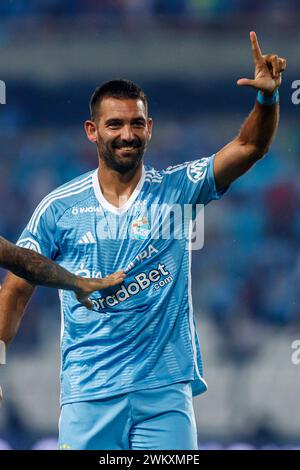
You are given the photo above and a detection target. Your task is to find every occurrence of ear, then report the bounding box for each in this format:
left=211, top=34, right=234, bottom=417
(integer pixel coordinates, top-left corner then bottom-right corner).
left=84, top=120, right=98, bottom=144
left=147, top=118, right=153, bottom=141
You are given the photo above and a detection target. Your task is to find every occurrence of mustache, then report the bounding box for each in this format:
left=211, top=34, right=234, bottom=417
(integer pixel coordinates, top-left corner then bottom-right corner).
left=112, top=138, right=142, bottom=149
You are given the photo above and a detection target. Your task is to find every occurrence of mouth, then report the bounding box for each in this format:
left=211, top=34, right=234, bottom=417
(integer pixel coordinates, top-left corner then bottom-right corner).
left=116, top=147, right=139, bottom=155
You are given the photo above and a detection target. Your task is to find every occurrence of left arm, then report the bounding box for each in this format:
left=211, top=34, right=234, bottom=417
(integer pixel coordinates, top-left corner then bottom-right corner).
left=0, top=236, right=125, bottom=308
left=0, top=236, right=82, bottom=289
left=214, top=31, right=286, bottom=192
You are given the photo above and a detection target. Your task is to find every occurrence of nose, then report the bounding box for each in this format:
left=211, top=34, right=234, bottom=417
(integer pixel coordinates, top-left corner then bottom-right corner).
left=120, top=124, right=134, bottom=142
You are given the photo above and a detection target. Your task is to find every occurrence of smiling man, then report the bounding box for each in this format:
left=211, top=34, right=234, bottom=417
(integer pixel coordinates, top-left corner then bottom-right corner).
left=0, top=32, right=286, bottom=450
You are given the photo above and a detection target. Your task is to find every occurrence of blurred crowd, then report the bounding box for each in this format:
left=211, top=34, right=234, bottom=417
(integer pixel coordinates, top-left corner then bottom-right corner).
left=0, top=0, right=299, bottom=21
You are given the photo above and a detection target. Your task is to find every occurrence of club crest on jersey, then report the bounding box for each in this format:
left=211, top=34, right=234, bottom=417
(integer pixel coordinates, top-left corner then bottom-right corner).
left=131, top=216, right=150, bottom=240
left=187, top=158, right=209, bottom=183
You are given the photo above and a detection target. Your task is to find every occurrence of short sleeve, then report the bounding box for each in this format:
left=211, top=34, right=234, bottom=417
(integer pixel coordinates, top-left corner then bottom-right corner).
left=17, top=203, right=59, bottom=259
left=164, top=154, right=228, bottom=206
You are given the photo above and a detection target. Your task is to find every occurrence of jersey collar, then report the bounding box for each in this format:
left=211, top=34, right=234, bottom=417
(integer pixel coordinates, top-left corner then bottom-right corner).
left=92, top=166, right=145, bottom=215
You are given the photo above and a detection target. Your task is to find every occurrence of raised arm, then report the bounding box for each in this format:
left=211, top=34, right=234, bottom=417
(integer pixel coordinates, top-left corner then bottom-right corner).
left=214, top=31, right=286, bottom=192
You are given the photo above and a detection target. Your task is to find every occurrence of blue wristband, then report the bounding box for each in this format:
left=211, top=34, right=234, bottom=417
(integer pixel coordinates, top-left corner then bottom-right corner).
left=257, top=89, right=279, bottom=106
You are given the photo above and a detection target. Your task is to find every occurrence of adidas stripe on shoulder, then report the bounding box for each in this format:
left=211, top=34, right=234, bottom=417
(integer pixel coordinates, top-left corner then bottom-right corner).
left=28, top=172, right=94, bottom=234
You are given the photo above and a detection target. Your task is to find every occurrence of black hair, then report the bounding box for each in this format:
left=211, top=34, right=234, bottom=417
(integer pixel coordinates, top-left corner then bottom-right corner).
left=89, top=79, right=148, bottom=119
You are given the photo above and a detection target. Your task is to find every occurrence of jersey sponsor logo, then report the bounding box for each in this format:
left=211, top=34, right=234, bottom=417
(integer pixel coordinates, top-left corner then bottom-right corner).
left=72, top=206, right=102, bottom=216
left=17, top=237, right=42, bottom=254
left=78, top=231, right=96, bottom=244
left=187, top=158, right=209, bottom=183
left=124, top=244, right=158, bottom=272
left=75, top=263, right=102, bottom=279
left=92, top=262, right=173, bottom=310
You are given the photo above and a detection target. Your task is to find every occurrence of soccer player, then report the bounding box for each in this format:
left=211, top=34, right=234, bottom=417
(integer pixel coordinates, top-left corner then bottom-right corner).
left=0, top=32, right=286, bottom=449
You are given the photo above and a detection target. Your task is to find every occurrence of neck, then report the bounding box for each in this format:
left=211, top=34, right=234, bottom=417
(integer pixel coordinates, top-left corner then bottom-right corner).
left=97, top=160, right=143, bottom=208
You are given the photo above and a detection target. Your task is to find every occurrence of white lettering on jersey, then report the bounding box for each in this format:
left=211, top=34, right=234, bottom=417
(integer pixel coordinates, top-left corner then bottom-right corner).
left=75, top=263, right=102, bottom=279
left=92, top=263, right=173, bottom=310
left=72, top=206, right=102, bottom=215
left=125, top=244, right=158, bottom=272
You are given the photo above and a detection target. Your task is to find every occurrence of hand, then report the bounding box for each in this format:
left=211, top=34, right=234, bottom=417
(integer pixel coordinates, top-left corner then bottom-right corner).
left=75, top=271, right=126, bottom=309
left=237, top=31, right=286, bottom=95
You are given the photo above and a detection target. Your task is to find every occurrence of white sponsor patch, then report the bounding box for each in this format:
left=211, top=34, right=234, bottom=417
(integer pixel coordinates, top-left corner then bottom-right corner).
left=72, top=206, right=102, bottom=216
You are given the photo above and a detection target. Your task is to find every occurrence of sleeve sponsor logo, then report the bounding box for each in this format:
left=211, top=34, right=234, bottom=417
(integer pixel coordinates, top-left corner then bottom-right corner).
left=187, top=158, right=209, bottom=183
left=17, top=238, right=42, bottom=254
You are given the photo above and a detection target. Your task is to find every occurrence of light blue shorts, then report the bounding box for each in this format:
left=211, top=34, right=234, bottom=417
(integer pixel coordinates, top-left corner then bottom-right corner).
left=58, top=381, right=198, bottom=450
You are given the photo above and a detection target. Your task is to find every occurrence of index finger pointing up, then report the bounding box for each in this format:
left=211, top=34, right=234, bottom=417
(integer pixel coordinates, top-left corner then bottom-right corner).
left=250, top=31, right=263, bottom=62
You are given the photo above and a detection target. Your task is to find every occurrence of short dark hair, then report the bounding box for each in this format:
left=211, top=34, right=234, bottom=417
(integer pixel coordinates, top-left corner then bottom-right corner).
left=89, top=79, right=148, bottom=119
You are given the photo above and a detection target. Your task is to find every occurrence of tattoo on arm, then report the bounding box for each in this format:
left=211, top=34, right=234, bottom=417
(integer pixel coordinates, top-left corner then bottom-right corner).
left=0, top=236, right=79, bottom=291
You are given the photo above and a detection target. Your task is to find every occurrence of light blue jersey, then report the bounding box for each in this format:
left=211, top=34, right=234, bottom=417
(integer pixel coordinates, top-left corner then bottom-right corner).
left=18, top=154, right=226, bottom=405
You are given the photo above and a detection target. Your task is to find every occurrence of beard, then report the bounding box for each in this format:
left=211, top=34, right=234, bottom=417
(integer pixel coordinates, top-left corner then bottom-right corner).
left=97, top=137, right=147, bottom=174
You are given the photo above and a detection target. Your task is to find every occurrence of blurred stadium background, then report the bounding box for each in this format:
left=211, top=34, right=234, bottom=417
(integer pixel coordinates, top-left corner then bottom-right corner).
left=1, top=0, right=300, bottom=450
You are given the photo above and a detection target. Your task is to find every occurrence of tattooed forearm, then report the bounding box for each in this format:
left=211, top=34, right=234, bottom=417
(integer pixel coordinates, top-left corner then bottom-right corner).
left=0, top=236, right=80, bottom=291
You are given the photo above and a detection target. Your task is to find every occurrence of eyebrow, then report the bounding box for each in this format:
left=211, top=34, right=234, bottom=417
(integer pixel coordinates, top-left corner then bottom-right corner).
left=105, top=117, right=146, bottom=125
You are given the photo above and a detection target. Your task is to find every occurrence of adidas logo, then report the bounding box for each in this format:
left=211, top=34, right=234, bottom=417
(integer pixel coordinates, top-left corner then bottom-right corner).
left=78, top=231, right=96, bottom=244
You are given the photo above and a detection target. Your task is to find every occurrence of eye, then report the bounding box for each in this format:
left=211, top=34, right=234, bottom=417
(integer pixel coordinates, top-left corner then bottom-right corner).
left=107, top=122, right=122, bottom=129
left=132, top=121, right=145, bottom=128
